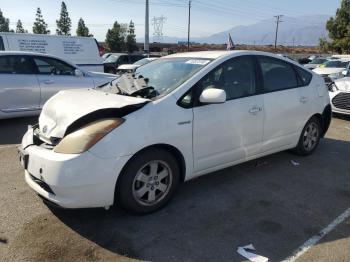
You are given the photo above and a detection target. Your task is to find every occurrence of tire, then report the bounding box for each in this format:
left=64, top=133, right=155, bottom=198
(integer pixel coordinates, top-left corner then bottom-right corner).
left=293, top=117, right=322, bottom=156
left=116, top=149, right=180, bottom=214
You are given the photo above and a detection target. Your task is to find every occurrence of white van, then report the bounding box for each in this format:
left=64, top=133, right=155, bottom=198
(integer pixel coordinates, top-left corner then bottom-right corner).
left=0, top=33, right=104, bottom=72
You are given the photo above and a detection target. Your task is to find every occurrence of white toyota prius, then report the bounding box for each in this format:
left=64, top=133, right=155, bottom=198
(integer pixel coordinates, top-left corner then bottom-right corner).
left=20, top=51, right=332, bottom=213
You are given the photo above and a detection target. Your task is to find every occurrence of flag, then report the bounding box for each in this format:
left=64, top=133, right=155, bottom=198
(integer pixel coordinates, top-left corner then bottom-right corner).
left=227, top=33, right=235, bottom=50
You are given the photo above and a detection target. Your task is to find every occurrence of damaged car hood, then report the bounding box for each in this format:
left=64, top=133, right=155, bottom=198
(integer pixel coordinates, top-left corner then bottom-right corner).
left=39, top=89, right=150, bottom=139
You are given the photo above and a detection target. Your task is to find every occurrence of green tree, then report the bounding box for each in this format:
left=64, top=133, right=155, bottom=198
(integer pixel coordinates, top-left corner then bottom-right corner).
left=56, top=1, right=71, bottom=35
left=16, top=20, right=27, bottom=33
left=0, top=9, right=10, bottom=32
left=322, top=0, right=350, bottom=53
left=33, top=8, right=50, bottom=34
left=105, top=21, right=125, bottom=51
left=126, top=20, right=138, bottom=53
left=76, top=18, right=91, bottom=37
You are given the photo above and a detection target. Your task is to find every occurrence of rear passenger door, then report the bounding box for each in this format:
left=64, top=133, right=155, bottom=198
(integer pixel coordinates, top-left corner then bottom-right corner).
left=32, top=56, right=94, bottom=107
left=257, top=56, right=312, bottom=152
left=0, top=55, right=40, bottom=114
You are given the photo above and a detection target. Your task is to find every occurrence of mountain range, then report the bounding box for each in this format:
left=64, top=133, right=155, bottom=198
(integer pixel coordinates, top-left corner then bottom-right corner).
left=139, top=15, right=330, bottom=46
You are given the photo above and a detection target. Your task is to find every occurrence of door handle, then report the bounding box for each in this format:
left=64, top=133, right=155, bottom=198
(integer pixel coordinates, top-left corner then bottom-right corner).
left=43, top=79, right=54, bottom=84
left=249, top=106, right=262, bottom=114
left=300, top=96, right=309, bottom=103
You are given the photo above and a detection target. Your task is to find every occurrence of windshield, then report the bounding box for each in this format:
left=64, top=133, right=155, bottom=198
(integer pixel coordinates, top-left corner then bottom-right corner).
left=322, top=60, right=349, bottom=68
left=99, top=57, right=211, bottom=99
left=104, top=55, right=119, bottom=63
left=133, top=58, right=211, bottom=97
left=134, top=58, right=152, bottom=66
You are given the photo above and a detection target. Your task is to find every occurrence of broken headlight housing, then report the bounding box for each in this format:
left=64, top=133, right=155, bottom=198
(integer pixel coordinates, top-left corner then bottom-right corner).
left=54, top=118, right=124, bottom=154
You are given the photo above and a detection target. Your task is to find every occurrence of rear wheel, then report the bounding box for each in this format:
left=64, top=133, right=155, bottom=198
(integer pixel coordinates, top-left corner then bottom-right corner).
left=116, top=149, right=180, bottom=214
left=293, top=117, right=322, bottom=156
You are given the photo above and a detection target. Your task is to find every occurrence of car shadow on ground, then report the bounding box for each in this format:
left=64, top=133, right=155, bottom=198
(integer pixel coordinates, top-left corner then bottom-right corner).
left=48, top=137, right=350, bottom=262
left=0, top=117, right=37, bottom=145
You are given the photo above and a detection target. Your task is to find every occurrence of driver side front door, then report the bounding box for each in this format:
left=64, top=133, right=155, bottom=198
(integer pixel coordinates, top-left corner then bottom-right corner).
left=192, top=56, right=264, bottom=175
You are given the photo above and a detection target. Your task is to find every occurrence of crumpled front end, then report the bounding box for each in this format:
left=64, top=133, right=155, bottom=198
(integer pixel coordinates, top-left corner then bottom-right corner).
left=20, top=127, right=131, bottom=208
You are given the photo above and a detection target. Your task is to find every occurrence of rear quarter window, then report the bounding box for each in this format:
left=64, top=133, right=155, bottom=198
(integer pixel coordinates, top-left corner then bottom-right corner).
left=294, top=66, right=313, bottom=86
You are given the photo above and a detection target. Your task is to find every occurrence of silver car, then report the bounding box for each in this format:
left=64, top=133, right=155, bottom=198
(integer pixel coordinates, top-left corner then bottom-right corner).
left=0, top=51, right=116, bottom=119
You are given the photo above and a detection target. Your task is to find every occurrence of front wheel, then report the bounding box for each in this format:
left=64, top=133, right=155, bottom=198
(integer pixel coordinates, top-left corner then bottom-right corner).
left=293, top=117, right=322, bottom=156
left=116, top=149, right=180, bottom=214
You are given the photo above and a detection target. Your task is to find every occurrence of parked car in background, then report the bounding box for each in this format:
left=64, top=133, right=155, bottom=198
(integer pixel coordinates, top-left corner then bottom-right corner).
left=19, top=51, right=331, bottom=213
left=103, top=53, right=145, bottom=74
left=0, top=51, right=116, bottom=119
left=102, top=53, right=112, bottom=60
left=313, top=59, right=350, bottom=84
left=117, top=57, right=158, bottom=74
left=304, top=57, right=329, bottom=70
left=329, top=77, right=350, bottom=115
left=0, top=33, right=104, bottom=72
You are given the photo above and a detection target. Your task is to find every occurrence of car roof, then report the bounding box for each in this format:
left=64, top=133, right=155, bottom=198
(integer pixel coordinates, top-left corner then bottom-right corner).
left=164, top=50, right=286, bottom=60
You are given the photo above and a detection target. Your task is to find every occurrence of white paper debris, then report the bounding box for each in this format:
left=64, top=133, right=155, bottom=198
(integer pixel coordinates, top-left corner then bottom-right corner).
left=237, top=244, right=269, bottom=262
left=290, top=160, right=300, bottom=166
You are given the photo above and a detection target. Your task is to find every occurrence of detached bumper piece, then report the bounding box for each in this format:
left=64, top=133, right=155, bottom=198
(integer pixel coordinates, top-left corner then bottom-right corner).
left=29, top=173, right=55, bottom=195
left=332, top=92, right=350, bottom=111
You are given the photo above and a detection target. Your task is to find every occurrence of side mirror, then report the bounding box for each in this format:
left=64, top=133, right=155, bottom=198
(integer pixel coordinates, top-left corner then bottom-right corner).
left=199, top=88, right=226, bottom=104
left=342, top=70, right=348, bottom=76
left=75, top=69, right=84, bottom=77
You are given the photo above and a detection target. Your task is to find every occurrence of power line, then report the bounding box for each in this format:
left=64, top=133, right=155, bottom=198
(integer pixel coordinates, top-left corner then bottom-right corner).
left=152, top=15, right=166, bottom=42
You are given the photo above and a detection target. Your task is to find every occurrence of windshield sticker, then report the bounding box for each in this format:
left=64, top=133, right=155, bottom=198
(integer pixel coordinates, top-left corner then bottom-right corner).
left=185, top=59, right=210, bottom=65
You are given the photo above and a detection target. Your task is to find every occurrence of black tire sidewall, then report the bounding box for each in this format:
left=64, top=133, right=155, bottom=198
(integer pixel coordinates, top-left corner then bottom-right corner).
left=116, top=149, right=180, bottom=214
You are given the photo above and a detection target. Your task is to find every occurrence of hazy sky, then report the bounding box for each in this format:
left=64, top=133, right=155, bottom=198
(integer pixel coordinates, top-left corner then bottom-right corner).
left=0, top=0, right=342, bottom=41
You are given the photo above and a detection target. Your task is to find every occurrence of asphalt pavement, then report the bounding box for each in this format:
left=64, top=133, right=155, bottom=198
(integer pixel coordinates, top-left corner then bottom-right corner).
left=0, top=115, right=349, bottom=262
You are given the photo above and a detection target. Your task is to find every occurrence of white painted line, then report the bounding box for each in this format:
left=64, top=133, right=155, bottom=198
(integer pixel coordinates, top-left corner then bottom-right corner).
left=0, top=144, right=19, bottom=150
left=281, top=207, right=350, bottom=262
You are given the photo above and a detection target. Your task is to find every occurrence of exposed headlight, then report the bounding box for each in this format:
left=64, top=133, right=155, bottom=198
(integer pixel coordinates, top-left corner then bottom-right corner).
left=54, top=118, right=124, bottom=154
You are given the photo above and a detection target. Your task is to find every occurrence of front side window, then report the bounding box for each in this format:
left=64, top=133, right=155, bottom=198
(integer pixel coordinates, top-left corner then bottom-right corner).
left=0, top=55, right=36, bottom=74
left=196, top=56, right=256, bottom=101
left=33, top=57, right=75, bottom=75
left=258, top=56, right=298, bottom=92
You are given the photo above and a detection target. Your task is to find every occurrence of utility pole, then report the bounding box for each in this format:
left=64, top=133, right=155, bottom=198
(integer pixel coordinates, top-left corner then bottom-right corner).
left=187, top=0, right=191, bottom=52
left=144, top=0, right=149, bottom=56
left=274, top=15, right=283, bottom=51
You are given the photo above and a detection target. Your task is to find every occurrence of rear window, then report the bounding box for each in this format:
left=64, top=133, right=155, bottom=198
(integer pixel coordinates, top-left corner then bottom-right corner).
left=295, top=66, right=313, bottom=86
left=0, top=36, right=4, bottom=51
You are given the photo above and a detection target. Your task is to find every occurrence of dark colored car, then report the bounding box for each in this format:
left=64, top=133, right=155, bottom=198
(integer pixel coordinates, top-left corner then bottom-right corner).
left=103, top=53, right=145, bottom=74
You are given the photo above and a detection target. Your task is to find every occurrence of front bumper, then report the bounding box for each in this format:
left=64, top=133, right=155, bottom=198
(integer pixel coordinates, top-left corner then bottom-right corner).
left=20, top=129, right=131, bottom=209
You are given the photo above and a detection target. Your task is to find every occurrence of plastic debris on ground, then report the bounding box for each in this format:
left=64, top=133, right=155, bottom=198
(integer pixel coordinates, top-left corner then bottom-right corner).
left=237, top=244, right=269, bottom=262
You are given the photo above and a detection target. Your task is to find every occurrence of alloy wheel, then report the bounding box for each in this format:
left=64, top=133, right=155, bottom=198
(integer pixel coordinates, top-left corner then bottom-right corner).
left=132, top=160, right=173, bottom=206
left=303, top=122, right=319, bottom=151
